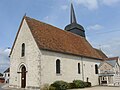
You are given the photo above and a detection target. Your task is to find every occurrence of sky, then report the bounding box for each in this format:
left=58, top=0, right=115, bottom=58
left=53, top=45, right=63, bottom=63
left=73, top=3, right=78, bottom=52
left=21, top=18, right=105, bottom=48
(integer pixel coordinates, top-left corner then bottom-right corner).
left=0, top=0, right=120, bottom=73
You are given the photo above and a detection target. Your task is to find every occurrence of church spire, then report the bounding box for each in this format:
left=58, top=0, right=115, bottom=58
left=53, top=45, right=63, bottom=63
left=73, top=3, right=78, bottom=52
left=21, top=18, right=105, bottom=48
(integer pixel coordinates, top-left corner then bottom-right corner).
left=64, top=1, right=86, bottom=38
left=71, top=3, right=77, bottom=24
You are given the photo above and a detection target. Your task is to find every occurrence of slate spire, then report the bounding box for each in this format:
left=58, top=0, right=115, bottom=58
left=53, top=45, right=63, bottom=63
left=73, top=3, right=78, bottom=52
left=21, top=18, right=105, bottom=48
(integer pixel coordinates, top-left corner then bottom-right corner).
left=71, top=3, right=77, bottom=24
left=64, top=2, right=85, bottom=38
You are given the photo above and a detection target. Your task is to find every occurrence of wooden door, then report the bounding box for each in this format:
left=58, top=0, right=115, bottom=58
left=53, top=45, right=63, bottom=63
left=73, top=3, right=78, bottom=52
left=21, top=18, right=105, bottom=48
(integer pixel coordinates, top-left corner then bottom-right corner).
left=21, top=66, right=26, bottom=88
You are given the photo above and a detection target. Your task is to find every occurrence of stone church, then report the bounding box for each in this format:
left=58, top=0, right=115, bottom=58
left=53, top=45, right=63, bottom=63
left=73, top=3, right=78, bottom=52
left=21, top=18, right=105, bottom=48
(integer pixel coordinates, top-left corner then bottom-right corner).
left=9, top=3, right=108, bottom=89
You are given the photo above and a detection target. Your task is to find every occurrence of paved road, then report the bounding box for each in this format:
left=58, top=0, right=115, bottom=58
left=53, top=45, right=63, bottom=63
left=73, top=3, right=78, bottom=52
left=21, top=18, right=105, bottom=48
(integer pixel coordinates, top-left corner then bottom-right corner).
left=70, top=86, right=120, bottom=90
left=0, top=83, right=6, bottom=90
left=0, top=84, right=120, bottom=90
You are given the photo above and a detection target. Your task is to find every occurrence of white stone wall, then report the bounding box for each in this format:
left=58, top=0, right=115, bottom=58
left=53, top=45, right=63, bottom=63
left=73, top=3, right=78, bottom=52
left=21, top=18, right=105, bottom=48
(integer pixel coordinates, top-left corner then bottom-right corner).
left=82, top=58, right=100, bottom=85
left=10, top=19, right=41, bottom=88
left=40, top=50, right=101, bottom=86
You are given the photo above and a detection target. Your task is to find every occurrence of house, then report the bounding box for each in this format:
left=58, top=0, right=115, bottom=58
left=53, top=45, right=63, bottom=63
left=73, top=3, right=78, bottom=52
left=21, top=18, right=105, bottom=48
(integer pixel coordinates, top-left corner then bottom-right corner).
left=9, top=3, right=107, bottom=89
left=0, top=73, right=5, bottom=83
left=99, top=57, right=120, bottom=86
left=3, top=68, right=10, bottom=83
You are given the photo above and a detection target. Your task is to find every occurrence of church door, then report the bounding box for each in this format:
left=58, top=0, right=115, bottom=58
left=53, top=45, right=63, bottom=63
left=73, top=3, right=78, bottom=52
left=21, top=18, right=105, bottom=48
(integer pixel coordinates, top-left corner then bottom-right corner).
left=21, top=66, right=26, bottom=88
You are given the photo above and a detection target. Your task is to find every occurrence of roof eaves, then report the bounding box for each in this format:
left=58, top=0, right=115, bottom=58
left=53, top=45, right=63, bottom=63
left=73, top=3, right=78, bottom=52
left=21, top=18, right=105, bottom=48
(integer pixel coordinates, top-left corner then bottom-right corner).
left=40, top=48, right=102, bottom=61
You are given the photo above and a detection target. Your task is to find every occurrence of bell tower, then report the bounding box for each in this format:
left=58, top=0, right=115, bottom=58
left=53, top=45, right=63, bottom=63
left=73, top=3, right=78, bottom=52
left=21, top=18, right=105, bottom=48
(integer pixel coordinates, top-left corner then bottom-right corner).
left=64, top=3, right=85, bottom=38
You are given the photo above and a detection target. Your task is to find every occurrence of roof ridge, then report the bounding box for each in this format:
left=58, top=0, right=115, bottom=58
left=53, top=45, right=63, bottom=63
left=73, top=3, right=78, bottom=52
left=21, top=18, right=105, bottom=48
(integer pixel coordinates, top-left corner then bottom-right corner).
left=25, top=16, right=87, bottom=40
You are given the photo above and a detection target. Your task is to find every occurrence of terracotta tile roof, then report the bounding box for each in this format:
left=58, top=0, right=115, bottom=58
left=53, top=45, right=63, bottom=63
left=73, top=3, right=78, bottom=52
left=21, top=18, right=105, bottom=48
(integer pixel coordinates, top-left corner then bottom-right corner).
left=94, top=48, right=108, bottom=59
left=24, top=16, right=103, bottom=60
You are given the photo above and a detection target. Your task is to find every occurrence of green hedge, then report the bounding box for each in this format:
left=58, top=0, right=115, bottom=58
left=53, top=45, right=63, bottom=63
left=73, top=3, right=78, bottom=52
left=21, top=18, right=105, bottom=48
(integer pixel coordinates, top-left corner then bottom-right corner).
left=73, top=80, right=85, bottom=88
left=49, top=86, right=56, bottom=90
left=84, top=82, right=91, bottom=87
left=49, top=80, right=91, bottom=90
left=50, top=80, right=68, bottom=90
left=68, top=83, right=76, bottom=89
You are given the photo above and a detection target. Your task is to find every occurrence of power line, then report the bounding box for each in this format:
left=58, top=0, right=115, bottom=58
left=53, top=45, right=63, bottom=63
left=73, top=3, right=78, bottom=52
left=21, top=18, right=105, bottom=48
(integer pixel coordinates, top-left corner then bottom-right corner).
left=91, top=41, right=120, bottom=47
left=86, top=28, right=120, bottom=36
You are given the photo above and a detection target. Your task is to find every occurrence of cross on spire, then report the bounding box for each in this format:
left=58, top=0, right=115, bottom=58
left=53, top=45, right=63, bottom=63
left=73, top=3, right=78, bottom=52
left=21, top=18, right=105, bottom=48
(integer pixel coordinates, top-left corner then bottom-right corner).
left=71, top=2, right=77, bottom=24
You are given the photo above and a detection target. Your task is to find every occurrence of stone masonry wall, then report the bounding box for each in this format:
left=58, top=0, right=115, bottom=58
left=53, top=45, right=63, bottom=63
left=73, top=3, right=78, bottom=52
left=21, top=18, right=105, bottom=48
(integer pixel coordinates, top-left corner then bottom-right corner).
left=10, top=19, right=41, bottom=88
left=40, top=50, right=101, bottom=86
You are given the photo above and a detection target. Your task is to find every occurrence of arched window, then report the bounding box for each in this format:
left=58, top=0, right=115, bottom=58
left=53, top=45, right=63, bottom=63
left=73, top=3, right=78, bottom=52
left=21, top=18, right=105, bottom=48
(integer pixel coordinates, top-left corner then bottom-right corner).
left=21, top=43, right=25, bottom=57
left=56, top=59, right=60, bottom=74
left=78, top=63, right=80, bottom=74
left=95, top=64, right=98, bottom=74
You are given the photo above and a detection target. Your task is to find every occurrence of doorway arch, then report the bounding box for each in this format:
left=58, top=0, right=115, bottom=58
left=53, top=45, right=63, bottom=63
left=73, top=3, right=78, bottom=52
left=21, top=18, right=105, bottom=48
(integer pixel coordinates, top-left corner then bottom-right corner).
left=21, top=65, right=26, bottom=88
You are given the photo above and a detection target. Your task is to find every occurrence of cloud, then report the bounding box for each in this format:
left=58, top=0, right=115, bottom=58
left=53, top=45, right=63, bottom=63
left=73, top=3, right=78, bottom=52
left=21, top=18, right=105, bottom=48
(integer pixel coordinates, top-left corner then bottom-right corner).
left=75, top=0, right=98, bottom=10
left=43, top=16, right=49, bottom=22
left=43, top=16, right=55, bottom=24
left=102, top=44, right=111, bottom=48
left=88, top=34, right=120, bottom=57
left=101, top=0, right=120, bottom=6
left=0, top=48, right=11, bottom=73
left=92, top=37, right=120, bottom=57
left=43, top=15, right=60, bottom=28
left=87, top=24, right=104, bottom=30
left=61, top=5, right=68, bottom=10
left=102, top=44, right=120, bottom=57
left=74, top=0, right=120, bottom=10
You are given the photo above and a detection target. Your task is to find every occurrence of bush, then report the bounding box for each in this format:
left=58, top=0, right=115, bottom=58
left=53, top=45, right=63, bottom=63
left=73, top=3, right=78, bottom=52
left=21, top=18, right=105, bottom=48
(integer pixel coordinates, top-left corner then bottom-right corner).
left=84, top=82, right=88, bottom=87
left=68, top=83, right=76, bottom=89
left=50, top=81, right=68, bottom=90
left=73, top=80, right=85, bottom=88
left=85, top=82, right=91, bottom=87
left=49, top=86, right=56, bottom=90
